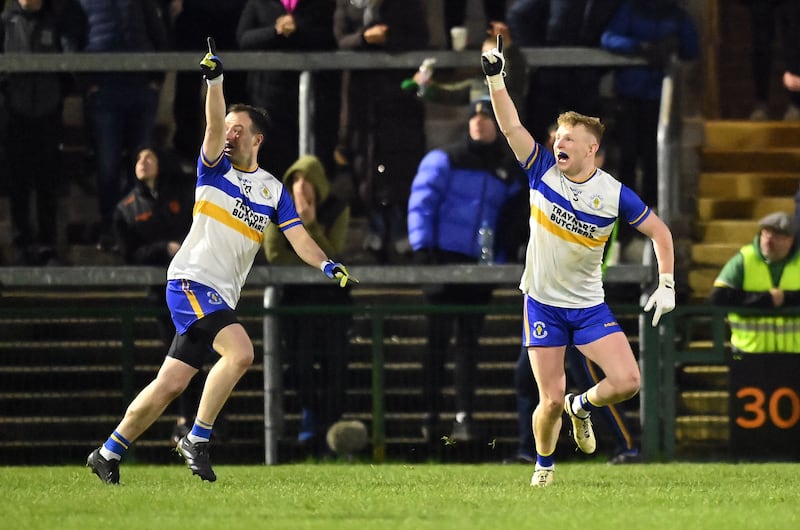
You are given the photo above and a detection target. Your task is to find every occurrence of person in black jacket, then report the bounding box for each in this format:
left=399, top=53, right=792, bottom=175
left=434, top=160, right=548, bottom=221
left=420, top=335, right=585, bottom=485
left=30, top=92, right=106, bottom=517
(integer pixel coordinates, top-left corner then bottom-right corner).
left=112, top=146, right=197, bottom=443
left=78, top=0, right=169, bottom=250
left=237, top=0, right=340, bottom=181
left=334, top=0, right=429, bottom=263
left=0, top=0, right=86, bottom=265
left=166, top=0, right=247, bottom=166
left=113, top=147, right=193, bottom=265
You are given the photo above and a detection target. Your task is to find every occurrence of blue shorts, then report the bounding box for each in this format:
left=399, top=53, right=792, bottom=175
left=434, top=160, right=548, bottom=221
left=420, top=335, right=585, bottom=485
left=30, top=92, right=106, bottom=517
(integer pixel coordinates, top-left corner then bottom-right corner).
left=522, top=295, right=623, bottom=347
left=166, top=279, right=234, bottom=335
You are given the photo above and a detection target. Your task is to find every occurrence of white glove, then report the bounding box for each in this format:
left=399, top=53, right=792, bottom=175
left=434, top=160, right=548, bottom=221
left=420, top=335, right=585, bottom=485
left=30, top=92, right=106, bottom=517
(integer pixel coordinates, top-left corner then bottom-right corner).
left=643, top=273, right=675, bottom=327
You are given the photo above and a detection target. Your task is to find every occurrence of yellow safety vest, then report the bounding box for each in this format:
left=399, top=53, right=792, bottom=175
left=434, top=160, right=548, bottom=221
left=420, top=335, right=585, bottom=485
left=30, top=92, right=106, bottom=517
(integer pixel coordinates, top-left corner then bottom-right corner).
left=728, top=244, right=800, bottom=353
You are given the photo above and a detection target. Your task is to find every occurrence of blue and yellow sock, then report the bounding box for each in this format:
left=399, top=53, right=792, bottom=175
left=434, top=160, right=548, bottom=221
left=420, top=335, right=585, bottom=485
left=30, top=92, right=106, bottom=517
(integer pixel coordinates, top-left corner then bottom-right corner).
left=100, top=430, right=130, bottom=461
left=535, top=452, right=555, bottom=470
left=187, top=418, right=213, bottom=443
left=574, top=392, right=598, bottom=418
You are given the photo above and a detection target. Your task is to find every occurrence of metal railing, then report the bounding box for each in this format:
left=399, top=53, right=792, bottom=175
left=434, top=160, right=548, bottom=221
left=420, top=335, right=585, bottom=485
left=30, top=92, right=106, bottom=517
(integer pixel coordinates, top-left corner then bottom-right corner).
left=653, top=304, right=800, bottom=461
left=0, top=264, right=654, bottom=463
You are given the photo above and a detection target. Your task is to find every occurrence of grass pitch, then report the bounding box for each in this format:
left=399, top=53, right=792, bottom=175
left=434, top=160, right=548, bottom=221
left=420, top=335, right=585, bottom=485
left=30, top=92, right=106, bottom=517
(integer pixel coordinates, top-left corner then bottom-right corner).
left=2, top=462, right=798, bottom=530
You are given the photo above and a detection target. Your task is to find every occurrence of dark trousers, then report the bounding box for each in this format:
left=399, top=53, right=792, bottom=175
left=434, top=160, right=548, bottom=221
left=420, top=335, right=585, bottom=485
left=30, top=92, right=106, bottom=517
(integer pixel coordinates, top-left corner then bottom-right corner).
left=613, top=96, right=660, bottom=208
left=6, top=111, right=61, bottom=250
left=84, top=83, right=159, bottom=224
left=280, top=285, right=352, bottom=433
left=421, top=284, right=493, bottom=423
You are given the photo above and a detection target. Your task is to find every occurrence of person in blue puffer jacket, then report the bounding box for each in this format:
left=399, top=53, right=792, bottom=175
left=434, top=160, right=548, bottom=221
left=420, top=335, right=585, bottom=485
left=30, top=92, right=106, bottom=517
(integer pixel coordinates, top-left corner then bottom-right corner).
left=407, top=95, right=523, bottom=451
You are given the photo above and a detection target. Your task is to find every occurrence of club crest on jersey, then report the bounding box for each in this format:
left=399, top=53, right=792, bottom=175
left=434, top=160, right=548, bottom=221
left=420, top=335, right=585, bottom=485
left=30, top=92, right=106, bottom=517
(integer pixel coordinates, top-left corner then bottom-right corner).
left=207, top=291, right=224, bottom=305
left=260, top=186, right=270, bottom=199
left=532, top=320, right=548, bottom=339
left=590, top=194, right=603, bottom=210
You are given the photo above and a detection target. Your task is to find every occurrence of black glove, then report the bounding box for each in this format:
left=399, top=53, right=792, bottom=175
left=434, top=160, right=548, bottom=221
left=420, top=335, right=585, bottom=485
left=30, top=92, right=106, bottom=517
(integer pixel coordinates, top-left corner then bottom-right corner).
left=200, top=37, right=223, bottom=84
left=322, top=259, right=359, bottom=287
left=481, top=34, right=506, bottom=77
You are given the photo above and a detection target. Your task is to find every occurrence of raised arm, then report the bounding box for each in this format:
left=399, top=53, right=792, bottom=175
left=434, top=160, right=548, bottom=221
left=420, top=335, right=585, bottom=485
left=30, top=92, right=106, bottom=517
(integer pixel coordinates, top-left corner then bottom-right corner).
left=481, top=35, right=535, bottom=162
left=200, top=37, right=226, bottom=162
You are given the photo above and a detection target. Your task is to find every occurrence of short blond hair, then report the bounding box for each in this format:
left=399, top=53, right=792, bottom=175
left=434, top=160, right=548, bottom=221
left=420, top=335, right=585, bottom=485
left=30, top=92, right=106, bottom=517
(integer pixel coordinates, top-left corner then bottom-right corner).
left=557, top=111, right=605, bottom=143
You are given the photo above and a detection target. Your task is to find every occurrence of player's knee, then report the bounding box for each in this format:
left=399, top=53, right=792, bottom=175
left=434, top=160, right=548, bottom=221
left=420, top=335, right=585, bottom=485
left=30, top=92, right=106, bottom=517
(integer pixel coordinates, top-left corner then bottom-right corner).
left=229, top=345, right=254, bottom=370
left=617, top=370, right=640, bottom=399
left=539, top=393, right=563, bottom=418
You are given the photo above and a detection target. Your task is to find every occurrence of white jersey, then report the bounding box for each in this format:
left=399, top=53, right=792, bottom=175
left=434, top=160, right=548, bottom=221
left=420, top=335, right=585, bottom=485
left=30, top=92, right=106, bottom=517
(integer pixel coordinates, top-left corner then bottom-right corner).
left=519, top=143, right=650, bottom=308
left=167, top=152, right=302, bottom=308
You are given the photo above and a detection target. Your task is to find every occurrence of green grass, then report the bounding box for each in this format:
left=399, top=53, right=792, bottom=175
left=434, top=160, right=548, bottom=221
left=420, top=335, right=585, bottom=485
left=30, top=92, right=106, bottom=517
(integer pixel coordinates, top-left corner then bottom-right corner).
left=2, top=462, right=799, bottom=530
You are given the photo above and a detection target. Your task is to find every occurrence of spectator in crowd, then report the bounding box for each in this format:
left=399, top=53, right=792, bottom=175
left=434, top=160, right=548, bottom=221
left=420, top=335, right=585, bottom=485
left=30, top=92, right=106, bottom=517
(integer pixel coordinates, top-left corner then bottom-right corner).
left=481, top=37, right=675, bottom=486
left=708, top=211, right=800, bottom=354
left=263, top=154, right=353, bottom=458
left=78, top=0, right=169, bottom=251
left=334, top=0, right=429, bottom=264
left=237, top=0, right=340, bottom=181
left=404, top=23, right=527, bottom=116
left=507, top=0, right=624, bottom=144
left=87, top=44, right=357, bottom=484
left=165, top=1, right=248, bottom=167
left=113, top=147, right=193, bottom=267
left=0, top=0, right=86, bottom=265
left=737, top=0, right=800, bottom=120
left=443, top=0, right=506, bottom=50
left=600, top=0, right=698, bottom=208
left=111, top=147, right=199, bottom=443
left=407, top=96, right=522, bottom=448
left=783, top=41, right=800, bottom=228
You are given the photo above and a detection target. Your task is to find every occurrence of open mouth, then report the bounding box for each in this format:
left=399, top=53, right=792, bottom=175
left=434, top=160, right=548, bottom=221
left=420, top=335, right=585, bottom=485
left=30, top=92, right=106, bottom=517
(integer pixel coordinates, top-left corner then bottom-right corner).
left=223, top=143, right=234, bottom=155
left=557, top=152, right=569, bottom=161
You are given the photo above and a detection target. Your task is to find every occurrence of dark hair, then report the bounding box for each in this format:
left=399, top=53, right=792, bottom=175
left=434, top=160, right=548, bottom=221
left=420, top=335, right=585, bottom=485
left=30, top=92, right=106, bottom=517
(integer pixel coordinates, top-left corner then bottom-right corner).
left=227, top=103, right=271, bottom=136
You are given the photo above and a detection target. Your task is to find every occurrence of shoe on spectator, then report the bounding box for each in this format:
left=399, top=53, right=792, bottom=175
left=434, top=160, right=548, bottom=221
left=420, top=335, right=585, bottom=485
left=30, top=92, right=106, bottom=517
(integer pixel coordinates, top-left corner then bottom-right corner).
left=502, top=452, right=534, bottom=464
left=298, top=408, right=316, bottom=443
left=783, top=104, right=800, bottom=121
left=749, top=103, right=769, bottom=120
left=450, top=417, right=475, bottom=442
left=608, top=449, right=643, bottom=465
left=171, top=422, right=190, bottom=445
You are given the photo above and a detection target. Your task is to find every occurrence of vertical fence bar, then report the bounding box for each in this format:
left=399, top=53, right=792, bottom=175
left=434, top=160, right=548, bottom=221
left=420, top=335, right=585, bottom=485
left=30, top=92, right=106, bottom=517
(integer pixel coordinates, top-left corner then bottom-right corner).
left=662, top=317, right=677, bottom=460
left=263, top=286, right=282, bottom=465
left=370, top=308, right=386, bottom=462
left=640, top=318, right=661, bottom=462
left=120, top=312, right=135, bottom=407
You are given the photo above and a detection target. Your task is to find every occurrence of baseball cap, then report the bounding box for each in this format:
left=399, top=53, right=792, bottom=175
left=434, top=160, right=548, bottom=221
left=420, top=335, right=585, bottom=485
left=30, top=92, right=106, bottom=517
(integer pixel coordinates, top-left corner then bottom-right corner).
left=469, top=96, right=494, bottom=119
left=758, top=211, right=796, bottom=237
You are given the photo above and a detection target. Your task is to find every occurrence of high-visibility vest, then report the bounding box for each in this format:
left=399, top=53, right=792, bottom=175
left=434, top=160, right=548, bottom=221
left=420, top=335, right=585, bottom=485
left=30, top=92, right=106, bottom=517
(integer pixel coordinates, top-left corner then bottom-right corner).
left=727, top=244, right=800, bottom=353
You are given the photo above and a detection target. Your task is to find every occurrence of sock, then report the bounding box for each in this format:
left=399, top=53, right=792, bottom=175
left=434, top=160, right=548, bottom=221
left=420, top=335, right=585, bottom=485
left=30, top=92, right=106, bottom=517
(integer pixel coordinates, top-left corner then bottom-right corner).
left=100, top=430, right=130, bottom=461
left=572, top=393, right=597, bottom=418
left=535, top=452, right=555, bottom=469
left=187, top=418, right=213, bottom=443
